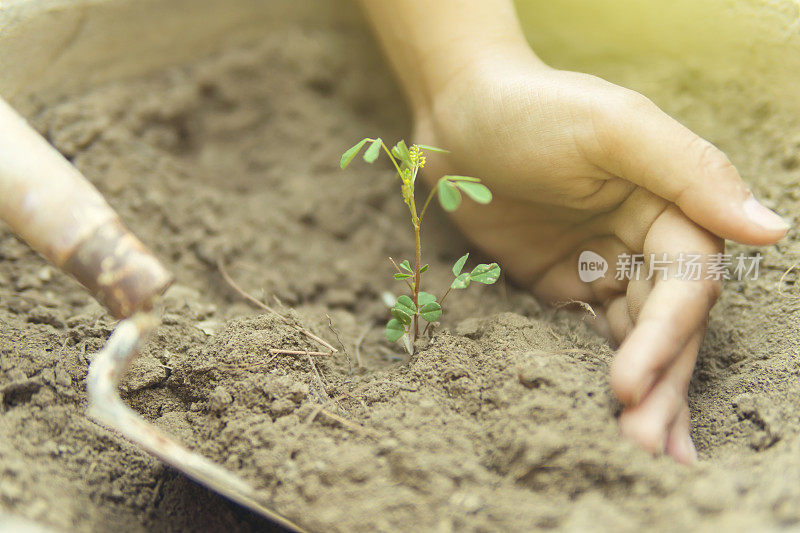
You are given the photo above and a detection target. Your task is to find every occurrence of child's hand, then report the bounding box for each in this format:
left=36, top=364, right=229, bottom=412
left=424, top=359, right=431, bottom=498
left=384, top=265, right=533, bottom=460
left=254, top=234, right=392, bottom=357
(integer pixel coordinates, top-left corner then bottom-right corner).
left=359, top=0, right=788, bottom=462
left=414, top=56, right=787, bottom=463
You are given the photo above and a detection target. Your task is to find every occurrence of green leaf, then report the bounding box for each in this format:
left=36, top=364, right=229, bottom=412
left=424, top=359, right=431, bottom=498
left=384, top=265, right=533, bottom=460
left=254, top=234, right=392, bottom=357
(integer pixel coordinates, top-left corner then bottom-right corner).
left=394, top=273, right=412, bottom=280
left=452, top=253, right=469, bottom=277
left=392, top=294, right=417, bottom=325
left=442, top=175, right=481, bottom=183
left=451, top=272, right=471, bottom=289
left=438, top=179, right=462, bottom=211
left=385, top=319, right=405, bottom=342
left=399, top=260, right=413, bottom=273
left=415, top=144, right=450, bottom=154
left=397, top=294, right=417, bottom=311
left=340, top=138, right=369, bottom=169
left=470, top=263, right=501, bottom=284
left=455, top=181, right=492, bottom=204
left=363, top=138, right=382, bottom=163
left=420, top=264, right=430, bottom=273
left=419, top=302, right=443, bottom=322
left=417, top=292, right=436, bottom=306
left=394, top=294, right=417, bottom=315
left=391, top=307, right=413, bottom=326
left=391, top=140, right=412, bottom=168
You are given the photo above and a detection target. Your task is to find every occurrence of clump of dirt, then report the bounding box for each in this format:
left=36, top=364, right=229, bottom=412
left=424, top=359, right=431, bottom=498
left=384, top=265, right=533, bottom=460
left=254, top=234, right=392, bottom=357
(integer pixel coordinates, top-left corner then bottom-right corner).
left=2, top=16, right=800, bottom=533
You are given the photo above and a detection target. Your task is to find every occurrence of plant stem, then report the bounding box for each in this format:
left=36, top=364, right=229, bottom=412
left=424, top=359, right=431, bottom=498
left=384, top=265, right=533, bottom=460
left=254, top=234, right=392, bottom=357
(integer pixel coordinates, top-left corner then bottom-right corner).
left=407, top=170, right=423, bottom=342
left=439, top=286, right=453, bottom=307
left=412, top=220, right=422, bottom=340
left=377, top=140, right=404, bottom=177
left=418, top=185, right=438, bottom=224
left=382, top=141, right=424, bottom=346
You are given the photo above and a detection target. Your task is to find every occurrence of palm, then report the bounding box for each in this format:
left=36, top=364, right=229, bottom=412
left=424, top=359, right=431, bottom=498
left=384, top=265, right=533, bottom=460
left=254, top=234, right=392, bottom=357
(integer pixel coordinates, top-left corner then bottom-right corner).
left=446, top=184, right=629, bottom=296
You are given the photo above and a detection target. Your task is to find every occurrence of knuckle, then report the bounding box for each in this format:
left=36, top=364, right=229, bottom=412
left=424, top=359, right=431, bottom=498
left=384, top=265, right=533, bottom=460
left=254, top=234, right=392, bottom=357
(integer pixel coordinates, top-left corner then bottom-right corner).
left=689, top=136, right=736, bottom=179
left=595, top=88, right=656, bottom=124
left=617, top=88, right=656, bottom=113
left=585, top=88, right=657, bottom=162
left=681, top=276, right=722, bottom=309
left=702, top=278, right=723, bottom=304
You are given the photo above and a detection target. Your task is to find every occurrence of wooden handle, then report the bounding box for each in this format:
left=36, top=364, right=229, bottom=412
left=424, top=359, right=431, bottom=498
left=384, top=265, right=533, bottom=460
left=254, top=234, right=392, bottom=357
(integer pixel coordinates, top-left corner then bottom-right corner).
left=0, top=97, right=172, bottom=317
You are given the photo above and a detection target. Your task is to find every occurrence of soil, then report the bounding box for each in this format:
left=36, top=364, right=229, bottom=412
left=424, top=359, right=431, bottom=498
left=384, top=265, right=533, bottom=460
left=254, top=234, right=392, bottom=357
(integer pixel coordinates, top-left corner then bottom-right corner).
left=2, top=17, right=800, bottom=533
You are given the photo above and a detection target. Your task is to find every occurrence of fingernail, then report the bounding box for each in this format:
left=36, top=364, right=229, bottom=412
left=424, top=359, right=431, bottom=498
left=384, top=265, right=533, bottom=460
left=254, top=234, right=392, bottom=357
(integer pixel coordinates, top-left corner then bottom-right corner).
left=743, top=196, right=789, bottom=232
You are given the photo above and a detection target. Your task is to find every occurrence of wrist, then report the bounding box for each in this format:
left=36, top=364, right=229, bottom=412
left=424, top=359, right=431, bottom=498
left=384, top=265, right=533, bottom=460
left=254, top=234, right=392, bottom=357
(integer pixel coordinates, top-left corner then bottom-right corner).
left=358, top=0, right=548, bottom=121
left=412, top=37, right=547, bottom=119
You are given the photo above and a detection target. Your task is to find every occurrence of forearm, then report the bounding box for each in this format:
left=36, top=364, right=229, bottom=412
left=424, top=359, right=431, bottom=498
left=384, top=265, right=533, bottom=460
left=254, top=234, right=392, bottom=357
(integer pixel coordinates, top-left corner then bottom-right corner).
left=357, top=0, right=541, bottom=115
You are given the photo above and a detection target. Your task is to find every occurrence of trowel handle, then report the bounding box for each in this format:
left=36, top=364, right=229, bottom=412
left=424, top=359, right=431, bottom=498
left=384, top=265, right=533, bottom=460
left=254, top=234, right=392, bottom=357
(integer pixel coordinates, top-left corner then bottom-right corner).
left=0, top=97, right=172, bottom=318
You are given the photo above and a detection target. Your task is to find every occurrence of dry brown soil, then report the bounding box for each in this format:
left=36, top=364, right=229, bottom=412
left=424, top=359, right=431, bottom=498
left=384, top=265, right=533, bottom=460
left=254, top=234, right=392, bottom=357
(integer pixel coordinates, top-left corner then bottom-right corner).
left=2, top=20, right=800, bottom=533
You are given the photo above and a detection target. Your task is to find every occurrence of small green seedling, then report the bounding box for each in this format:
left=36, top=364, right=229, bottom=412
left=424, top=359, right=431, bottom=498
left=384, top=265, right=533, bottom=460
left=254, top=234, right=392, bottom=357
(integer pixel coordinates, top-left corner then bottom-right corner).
left=341, top=138, right=501, bottom=354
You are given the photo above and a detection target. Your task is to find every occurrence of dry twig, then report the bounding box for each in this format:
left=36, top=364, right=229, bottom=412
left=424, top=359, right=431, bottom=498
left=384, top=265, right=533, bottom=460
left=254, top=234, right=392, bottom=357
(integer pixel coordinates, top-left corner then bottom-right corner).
left=778, top=261, right=800, bottom=299
left=217, top=259, right=337, bottom=353
left=270, top=349, right=332, bottom=357
left=306, top=353, right=332, bottom=403
left=326, top=314, right=351, bottom=371
left=294, top=381, right=385, bottom=443
left=211, top=349, right=331, bottom=373
left=212, top=354, right=279, bottom=372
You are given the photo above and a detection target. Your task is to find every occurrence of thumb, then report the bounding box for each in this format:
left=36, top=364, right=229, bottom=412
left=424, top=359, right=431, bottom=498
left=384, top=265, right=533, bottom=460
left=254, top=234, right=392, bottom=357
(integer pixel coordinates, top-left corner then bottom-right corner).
left=588, top=88, right=788, bottom=246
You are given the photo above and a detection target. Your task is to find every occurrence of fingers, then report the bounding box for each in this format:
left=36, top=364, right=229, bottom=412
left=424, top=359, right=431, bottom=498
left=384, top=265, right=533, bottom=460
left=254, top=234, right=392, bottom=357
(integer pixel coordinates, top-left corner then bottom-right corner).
left=610, top=278, right=714, bottom=405
left=586, top=86, right=788, bottom=245
left=604, top=295, right=631, bottom=344
left=604, top=187, right=668, bottom=252
left=665, top=404, right=698, bottom=464
left=610, top=206, right=721, bottom=405
left=624, top=276, right=651, bottom=322
left=604, top=275, right=651, bottom=344
left=533, top=236, right=627, bottom=304
left=618, top=330, right=702, bottom=460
